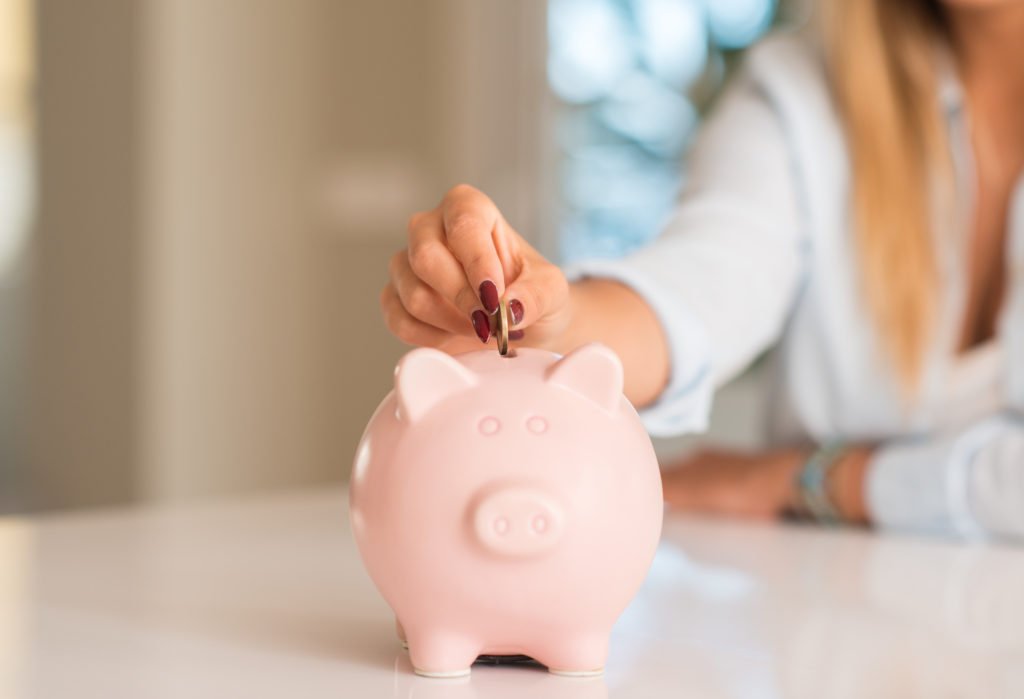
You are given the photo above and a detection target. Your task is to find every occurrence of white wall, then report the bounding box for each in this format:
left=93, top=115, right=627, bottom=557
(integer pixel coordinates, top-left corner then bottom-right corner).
left=140, top=0, right=338, bottom=500
left=137, top=0, right=549, bottom=502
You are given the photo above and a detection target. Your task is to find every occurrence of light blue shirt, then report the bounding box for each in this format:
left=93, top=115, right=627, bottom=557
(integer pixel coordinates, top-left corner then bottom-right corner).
left=566, top=31, right=1024, bottom=542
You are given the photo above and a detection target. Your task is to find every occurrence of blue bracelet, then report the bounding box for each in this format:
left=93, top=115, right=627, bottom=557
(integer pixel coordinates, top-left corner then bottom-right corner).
left=796, top=443, right=846, bottom=524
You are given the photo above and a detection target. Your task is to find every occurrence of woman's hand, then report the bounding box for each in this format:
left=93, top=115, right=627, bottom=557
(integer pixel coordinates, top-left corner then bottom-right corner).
left=381, top=184, right=571, bottom=353
left=662, top=448, right=807, bottom=520
left=661, top=446, right=872, bottom=523
left=381, top=184, right=672, bottom=406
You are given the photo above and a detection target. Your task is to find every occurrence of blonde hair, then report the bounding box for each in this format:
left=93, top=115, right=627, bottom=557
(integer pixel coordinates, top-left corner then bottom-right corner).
left=821, top=0, right=952, bottom=392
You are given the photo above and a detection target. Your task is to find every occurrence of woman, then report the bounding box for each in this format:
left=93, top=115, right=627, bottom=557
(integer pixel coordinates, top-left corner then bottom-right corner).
left=380, top=0, right=1024, bottom=540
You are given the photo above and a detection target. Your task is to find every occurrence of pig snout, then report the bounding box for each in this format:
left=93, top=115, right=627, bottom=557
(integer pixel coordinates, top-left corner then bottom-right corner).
left=471, top=486, right=564, bottom=557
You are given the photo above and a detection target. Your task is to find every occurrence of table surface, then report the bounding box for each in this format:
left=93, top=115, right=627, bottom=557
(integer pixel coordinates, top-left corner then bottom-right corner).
left=1, top=488, right=1021, bottom=699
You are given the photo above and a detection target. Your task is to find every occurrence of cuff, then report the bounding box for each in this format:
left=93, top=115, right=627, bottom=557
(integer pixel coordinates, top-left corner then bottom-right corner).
left=562, top=258, right=713, bottom=437
left=867, top=425, right=997, bottom=540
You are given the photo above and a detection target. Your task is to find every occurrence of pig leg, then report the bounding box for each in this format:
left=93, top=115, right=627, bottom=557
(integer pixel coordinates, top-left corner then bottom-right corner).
left=395, top=618, right=408, bottom=649
left=406, top=627, right=480, bottom=677
left=535, top=631, right=609, bottom=677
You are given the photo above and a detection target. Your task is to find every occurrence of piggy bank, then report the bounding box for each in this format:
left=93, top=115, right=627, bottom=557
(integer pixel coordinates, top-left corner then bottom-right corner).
left=350, top=343, right=663, bottom=677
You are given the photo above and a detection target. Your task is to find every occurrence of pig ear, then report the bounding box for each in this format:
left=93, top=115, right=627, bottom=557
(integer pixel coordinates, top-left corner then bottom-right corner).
left=395, top=348, right=478, bottom=422
left=545, top=343, right=623, bottom=413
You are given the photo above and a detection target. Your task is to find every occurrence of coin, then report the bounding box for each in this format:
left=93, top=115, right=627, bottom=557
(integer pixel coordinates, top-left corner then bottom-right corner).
left=495, top=296, right=509, bottom=356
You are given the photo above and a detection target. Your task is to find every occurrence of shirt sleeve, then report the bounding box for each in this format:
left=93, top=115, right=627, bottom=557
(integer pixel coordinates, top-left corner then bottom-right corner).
left=563, top=58, right=806, bottom=437
left=867, top=412, right=1024, bottom=541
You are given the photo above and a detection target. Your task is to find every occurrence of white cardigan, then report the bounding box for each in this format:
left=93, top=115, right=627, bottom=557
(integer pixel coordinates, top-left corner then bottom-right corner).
left=566, top=31, right=1024, bottom=541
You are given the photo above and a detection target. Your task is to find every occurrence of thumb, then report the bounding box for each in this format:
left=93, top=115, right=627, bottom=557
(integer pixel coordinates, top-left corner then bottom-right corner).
left=502, top=262, right=568, bottom=332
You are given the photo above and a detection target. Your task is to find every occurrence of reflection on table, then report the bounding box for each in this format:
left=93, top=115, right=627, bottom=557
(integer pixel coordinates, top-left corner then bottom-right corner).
left=0, top=489, right=1020, bottom=698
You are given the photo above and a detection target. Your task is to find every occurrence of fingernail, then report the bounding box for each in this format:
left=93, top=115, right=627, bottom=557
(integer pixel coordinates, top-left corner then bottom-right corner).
left=509, top=299, right=524, bottom=326
left=471, top=310, right=490, bottom=343
left=509, top=329, right=525, bottom=341
left=479, top=280, right=499, bottom=314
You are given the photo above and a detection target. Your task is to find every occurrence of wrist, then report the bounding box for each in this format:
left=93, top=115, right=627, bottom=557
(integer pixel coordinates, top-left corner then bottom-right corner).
left=828, top=448, right=871, bottom=524
left=552, top=281, right=585, bottom=354
left=538, top=277, right=670, bottom=407
left=787, top=444, right=871, bottom=526
left=538, top=279, right=604, bottom=354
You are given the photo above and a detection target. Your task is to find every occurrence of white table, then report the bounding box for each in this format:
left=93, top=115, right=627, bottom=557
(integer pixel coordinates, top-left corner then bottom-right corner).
left=1, top=488, right=1021, bottom=698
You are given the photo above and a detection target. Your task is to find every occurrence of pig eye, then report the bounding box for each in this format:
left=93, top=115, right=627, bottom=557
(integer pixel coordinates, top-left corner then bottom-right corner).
left=478, top=416, right=501, bottom=436
left=525, top=416, right=548, bottom=434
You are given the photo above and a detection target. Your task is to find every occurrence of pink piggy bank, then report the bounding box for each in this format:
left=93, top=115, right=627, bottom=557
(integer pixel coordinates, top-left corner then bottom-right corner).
left=350, top=343, right=663, bottom=677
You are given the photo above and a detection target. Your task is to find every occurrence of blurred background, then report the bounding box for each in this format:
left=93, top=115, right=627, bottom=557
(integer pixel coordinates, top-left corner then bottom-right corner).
left=0, top=0, right=802, bottom=514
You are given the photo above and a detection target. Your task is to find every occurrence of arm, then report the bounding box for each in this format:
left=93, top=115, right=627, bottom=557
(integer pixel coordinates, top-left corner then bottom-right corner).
left=381, top=203, right=670, bottom=407
left=555, top=279, right=671, bottom=410
left=661, top=446, right=869, bottom=522
left=562, top=64, right=805, bottom=432
left=382, top=57, right=803, bottom=431
left=663, top=411, right=1024, bottom=542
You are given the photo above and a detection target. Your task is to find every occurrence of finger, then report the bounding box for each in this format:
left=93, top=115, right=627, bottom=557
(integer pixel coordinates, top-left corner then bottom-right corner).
left=493, top=214, right=522, bottom=282
left=407, top=210, right=482, bottom=317
left=441, top=185, right=506, bottom=313
left=388, top=250, right=471, bottom=335
left=502, top=260, right=567, bottom=330
left=380, top=283, right=457, bottom=348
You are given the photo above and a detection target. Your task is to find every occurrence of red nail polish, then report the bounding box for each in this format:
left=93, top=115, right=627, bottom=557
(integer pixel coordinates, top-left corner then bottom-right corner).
left=471, top=310, right=490, bottom=343
left=479, top=280, right=499, bottom=314
left=509, top=299, right=524, bottom=326
left=509, top=329, right=525, bottom=341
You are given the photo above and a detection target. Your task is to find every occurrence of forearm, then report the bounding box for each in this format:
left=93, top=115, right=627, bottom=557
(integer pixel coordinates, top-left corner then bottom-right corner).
left=665, top=417, right=1023, bottom=540
left=547, top=279, right=671, bottom=408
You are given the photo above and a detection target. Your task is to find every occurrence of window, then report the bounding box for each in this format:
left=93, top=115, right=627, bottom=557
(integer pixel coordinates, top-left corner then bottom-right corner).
left=0, top=0, right=33, bottom=509
left=548, top=0, right=783, bottom=262
left=0, top=0, right=33, bottom=278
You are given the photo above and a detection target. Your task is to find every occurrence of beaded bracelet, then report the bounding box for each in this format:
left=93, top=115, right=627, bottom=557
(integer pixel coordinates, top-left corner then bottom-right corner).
left=793, top=443, right=847, bottom=524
